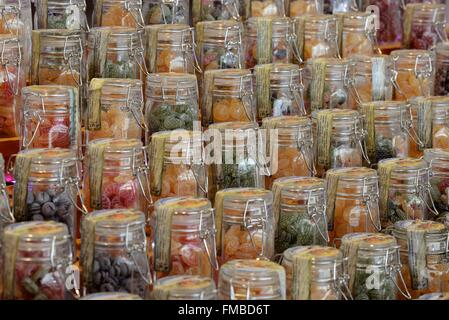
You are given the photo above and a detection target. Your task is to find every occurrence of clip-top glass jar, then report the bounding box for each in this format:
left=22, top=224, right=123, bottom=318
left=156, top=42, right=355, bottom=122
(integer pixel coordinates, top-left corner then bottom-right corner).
left=349, top=55, right=393, bottom=109
left=146, top=73, right=198, bottom=135
left=145, top=24, right=200, bottom=74
left=245, top=17, right=297, bottom=69
left=0, top=34, right=24, bottom=138
left=294, top=15, right=338, bottom=62
left=340, top=232, right=403, bottom=300
left=34, top=0, right=89, bottom=30
left=93, top=0, right=145, bottom=28
left=81, top=292, right=143, bottom=300
left=202, top=69, right=255, bottom=126
left=409, top=97, right=449, bottom=157
left=359, top=101, right=411, bottom=164
left=1, top=221, right=73, bottom=300
left=255, top=63, right=305, bottom=120
left=12, top=148, right=82, bottom=242
left=0, top=154, right=13, bottom=233
left=21, top=86, right=81, bottom=151
left=250, top=0, right=285, bottom=17
left=303, top=58, right=352, bottom=112
left=0, top=0, right=32, bottom=75
left=281, top=245, right=350, bottom=300
left=196, top=20, right=243, bottom=72
left=312, top=109, right=366, bottom=176
left=80, top=209, right=150, bottom=298
left=149, top=130, right=205, bottom=201
left=86, top=27, right=147, bottom=82
left=192, top=0, right=240, bottom=23
left=289, top=0, right=323, bottom=16
left=273, top=177, right=328, bottom=254
left=325, top=167, right=381, bottom=245
left=86, top=78, right=144, bottom=142
left=31, top=29, right=83, bottom=88
left=378, top=158, right=436, bottom=228
left=152, top=275, right=217, bottom=300
left=262, top=116, right=314, bottom=187
left=424, top=148, right=449, bottom=212
left=207, top=122, right=262, bottom=198
left=435, top=42, right=449, bottom=95
left=359, top=0, right=402, bottom=51
left=83, top=138, right=150, bottom=213
left=393, top=219, right=449, bottom=299
left=403, top=3, right=446, bottom=50
left=152, top=197, right=217, bottom=279
left=214, top=188, right=274, bottom=264
left=337, top=11, right=378, bottom=58
left=219, top=259, right=286, bottom=300
left=144, top=0, right=190, bottom=25
left=391, top=49, right=435, bottom=101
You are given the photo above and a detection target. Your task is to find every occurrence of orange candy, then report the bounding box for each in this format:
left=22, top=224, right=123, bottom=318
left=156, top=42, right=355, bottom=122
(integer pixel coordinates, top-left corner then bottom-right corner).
left=212, top=98, right=250, bottom=123
left=101, top=5, right=137, bottom=27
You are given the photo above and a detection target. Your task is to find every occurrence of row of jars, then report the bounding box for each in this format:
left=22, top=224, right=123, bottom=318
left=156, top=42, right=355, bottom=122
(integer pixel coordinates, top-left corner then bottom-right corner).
left=1, top=203, right=447, bottom=300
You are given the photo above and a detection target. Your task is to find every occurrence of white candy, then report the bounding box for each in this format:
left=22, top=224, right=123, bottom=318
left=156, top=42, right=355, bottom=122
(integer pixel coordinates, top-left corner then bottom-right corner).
left=272, top=98, right=292, bottom=116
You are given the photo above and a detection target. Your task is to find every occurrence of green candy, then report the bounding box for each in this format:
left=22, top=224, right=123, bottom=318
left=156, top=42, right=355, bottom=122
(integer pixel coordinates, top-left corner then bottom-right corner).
left=22, top=278, right=40, bottom=296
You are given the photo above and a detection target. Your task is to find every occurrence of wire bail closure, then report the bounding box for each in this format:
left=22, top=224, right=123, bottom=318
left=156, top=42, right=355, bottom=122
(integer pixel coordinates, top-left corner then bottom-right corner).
left=0, top=36, right=21, bottom=95
left=243, top=198, right=269, bottom=260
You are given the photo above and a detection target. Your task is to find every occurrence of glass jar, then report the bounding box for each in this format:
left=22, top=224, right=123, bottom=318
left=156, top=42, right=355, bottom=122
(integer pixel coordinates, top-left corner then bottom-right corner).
left=152, top=275, right=217, bottom=300
left=273, top=177, right=328, bottom=254
left=21, top=86, right=81, bottom=151
left=289, top=0, right=323, bottom=17
left=0, top=34, right=24, bottom=138
left=325, top=167, right=381, bottom=244
left=281, top=245, right=349, bottom=300
left=340, top=233, right=403, bottom=300
left=86, top=27, right=147, bottom=82
left=403, top=3, right=446, bottom=50
left=215, top=188, right=274, bottom=263
left=255, top=64, right=305, bottom=120
left=193, top=0, right=240, bottom=23
left=359, top=101, right=411, bottom=164
left=324, top=0, right=358, bottom=13
left=202, top=69, right=255, bottom=126
left=83, top=139, right=150, bottom=213
left=262, top=116, right=314, bottom=188
left=81, top=292, right=143, bottom=300
left=0, top=154, right=13, bottom=233
left=303, top=58, right=352, bottom=112
left=146, top=73, right=198, bottom=135
left=144, top=0, right=190, bottom=25
left=349, top=55, right=393, bottom=109
left=378, top=158, right=435, bottom=228
left=424, top=148, right=449, bottom=212
left=0, top=0, right=32, bottom=83
left=80, top=209, right=150, bottom=298
left=391, top=49, right=435, bottom=101
left=152, top=197, right=217, bottom=278
left=312, top=109, right=366, bottom=176
left=93, top=0, right=145, bottom=28
left=218, top=259, right=286, bottom=300
left=208, top=122, right=262, bottom=198
left=250, top=0, right=285, bottom=17
left=145, top=24, right=199, bottom=74
left=196, top=20, right=243, bottom=72
left=360, top=0, right=402, bottom=50
left=245, top=17, right=297, bottom=69
left=34, top=0, right=89, bottom=30
left=337, top=12, right=377, bottom=58
left=12, top=148, right=82, bottom=242
left=86, top=78, right=144, bottom=142
left=393, top=219, right=449, bottom=299
left=31, top=29, right=83, bottom=88
left=409, top=96, right=449, bottom=158
left=295, top=15, right=338, bottom=62
left=149, top=130, right=205, bottom=201
left=435, top=42, right=449, bottom=95
left=1, top=221, right=72, bottom=300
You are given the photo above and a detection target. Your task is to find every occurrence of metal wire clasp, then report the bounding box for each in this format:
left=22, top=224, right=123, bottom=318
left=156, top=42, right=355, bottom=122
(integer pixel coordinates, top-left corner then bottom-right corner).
left=306, top=188, right=329, bottom=243
left=131, top=146, right=154, bottom=209
left=125, top=221, right=153, bottom=286
left=63, top=35, right=83, bottom=87
left=414, top=167, right=439, bottom=216
left=129, top=32, right=149, bottom=77
left=0, top=36, right=21, bottom=95
left=384, top=246, right=412, bottom=300
left=125, top=0, right=145, bottom=28
left=199, top=208, right=219, bottom=271
left=58, top=157, right=89, bottom=215
left=243, top=198, right=269, bottom=259
left=361, top=176, right=382, bottom=231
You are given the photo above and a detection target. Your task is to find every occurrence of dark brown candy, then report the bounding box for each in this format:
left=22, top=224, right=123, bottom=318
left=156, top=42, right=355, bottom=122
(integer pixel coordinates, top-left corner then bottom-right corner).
left=35, top=192, right=51, bottom=205
left=42, top=202, right=56, bottom=218
left=32, top=214, right=44, bottom=221
left=22, top=278, right=40, bottom=295
left=29, top=202, right=41, bottom=215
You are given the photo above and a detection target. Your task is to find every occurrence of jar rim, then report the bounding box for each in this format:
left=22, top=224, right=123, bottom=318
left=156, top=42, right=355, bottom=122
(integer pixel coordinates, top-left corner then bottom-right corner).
left=81, top=292, right=142, bottom=300
left=274, top=176, right=324, bottom=192
left=155, top=275, right=216, bottom=297
left=283, top=245, right=342, bottom=264
left=325, top=167, right=378, bottom=182
left=20, top=148, right=78, bottom=165
left=393, top=219, right=447, bottom=237
left=341, top=232, right=397, bottom=250
left=86, top=208, right=145, bottom=229
left=4, top=220, right=69, bottom=241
